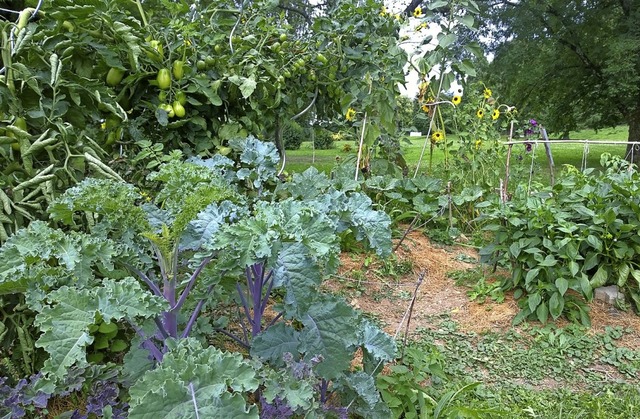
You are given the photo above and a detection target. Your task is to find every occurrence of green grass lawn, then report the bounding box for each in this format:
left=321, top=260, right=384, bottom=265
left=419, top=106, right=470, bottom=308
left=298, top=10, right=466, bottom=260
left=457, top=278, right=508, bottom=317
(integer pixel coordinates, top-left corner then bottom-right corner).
left=284, top=126, right=631, bottom=180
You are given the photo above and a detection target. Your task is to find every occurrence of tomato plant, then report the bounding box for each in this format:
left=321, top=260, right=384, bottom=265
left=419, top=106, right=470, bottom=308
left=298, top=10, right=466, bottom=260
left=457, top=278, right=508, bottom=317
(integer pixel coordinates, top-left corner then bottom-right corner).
left=0, top=0, right=408, bottom=241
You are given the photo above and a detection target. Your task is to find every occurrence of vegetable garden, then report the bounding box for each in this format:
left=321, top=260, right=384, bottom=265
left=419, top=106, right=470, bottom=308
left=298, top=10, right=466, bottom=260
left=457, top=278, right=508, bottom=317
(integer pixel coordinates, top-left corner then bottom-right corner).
left=0, top=0, right=639, bottom=417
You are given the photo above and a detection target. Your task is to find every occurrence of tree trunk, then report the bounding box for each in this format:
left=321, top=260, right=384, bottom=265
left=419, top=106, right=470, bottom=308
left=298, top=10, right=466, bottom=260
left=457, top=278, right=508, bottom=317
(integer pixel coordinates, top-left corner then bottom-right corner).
left=625, top=107, right=640, bottom=165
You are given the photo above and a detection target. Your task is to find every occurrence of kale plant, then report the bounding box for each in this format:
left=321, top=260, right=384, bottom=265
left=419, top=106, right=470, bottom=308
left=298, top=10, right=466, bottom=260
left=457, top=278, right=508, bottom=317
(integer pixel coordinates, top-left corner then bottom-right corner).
left=0, top=137, right=396, bottom=416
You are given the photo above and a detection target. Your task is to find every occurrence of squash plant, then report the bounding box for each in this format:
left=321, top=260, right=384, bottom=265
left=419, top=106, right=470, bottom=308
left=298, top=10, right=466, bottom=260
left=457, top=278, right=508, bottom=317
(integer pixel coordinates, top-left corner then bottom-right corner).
left=481, top=154, right=640, bottom=324
left=0, top=138, right=395, bottom=416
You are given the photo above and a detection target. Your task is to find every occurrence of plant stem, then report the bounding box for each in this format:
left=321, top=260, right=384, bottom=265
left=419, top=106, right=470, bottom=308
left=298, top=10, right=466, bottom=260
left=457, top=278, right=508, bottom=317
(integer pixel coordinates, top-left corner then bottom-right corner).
left=133, top=0, right=148, bottom=27
left=181, top=285, right=213, bottom=339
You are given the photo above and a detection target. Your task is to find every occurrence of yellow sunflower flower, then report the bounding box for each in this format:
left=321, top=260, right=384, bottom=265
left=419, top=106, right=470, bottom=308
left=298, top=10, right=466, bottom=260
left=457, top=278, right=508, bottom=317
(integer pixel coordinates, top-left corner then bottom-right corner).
left=421, top=103, right=429, bottom=113
left=431, top=130, right=444, bottom=144
left=475, top=139, right=482, bottom=149
left=492, top=109, right=500, bottom=120
left=345, top=108, right=356, bottom=121
left=476, top=109, right=484, bottom=119
left=413, top=6, right=424, bottom=18
left=379, top=6, right=387, bottom=16
left=483, top=88, right=492, bottom=99
left=452, top=95, right=462, bottom=106
left=415, top=22, right=428, bottom=31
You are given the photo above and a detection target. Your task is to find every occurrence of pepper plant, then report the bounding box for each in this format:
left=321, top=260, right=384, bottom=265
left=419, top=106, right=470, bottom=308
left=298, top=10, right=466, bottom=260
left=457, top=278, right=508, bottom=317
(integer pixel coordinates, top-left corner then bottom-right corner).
left=480, top=154, right=640, bottom=324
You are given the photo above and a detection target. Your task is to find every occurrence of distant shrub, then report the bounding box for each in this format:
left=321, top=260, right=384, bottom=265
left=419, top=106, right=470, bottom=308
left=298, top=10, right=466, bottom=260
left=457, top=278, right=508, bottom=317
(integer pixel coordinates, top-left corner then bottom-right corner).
left=283, top=121, right=306, bottom=150
left=314, top=129, right=334, bottom=149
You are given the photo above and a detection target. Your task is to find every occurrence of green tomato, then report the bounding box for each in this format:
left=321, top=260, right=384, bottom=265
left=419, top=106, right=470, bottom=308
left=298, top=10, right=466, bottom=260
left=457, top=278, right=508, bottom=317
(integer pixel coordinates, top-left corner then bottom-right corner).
left=160, top=103, right=175, bottom=118
left=214, top=44, right=223, bottom=54
left=196, top=60, right=207, bottom=71
left=105, top=131, right=117, bottom=146
left=105, top=115, right=121, bottom=129
left=279, top=33, right=288, bottom=42
left=147, top=40, right=164, bottom=61
left=172, top=60, right=184, bottom=80
left=106, top=68, right=125, bottom=87
left=316, top=53, right=328, bottom=64
left=14, top=117, right=27, bottom=131
left=157, top=68, right=171, bottom=90
left=172, top=101, right=186, bottom=118
left=205, top=56, right=216, bottom=68
left=175, top=91, right=187, bottom=105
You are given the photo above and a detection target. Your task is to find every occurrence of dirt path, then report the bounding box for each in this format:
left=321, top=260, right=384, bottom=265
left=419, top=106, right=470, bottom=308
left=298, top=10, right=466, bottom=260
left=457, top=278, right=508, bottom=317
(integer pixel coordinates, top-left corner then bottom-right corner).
left=327, top=230, right=640, bottom=349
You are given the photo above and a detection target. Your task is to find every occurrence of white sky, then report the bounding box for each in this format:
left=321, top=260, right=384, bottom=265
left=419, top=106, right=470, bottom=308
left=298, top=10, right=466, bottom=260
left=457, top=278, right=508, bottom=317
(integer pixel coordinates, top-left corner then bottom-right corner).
left=388, top=2, right=468, bottom=98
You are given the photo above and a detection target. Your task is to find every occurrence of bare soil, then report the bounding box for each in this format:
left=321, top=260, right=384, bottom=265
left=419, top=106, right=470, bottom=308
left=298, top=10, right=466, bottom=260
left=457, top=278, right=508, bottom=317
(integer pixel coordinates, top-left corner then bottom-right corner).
left=326, top=230, right=640, bottom=350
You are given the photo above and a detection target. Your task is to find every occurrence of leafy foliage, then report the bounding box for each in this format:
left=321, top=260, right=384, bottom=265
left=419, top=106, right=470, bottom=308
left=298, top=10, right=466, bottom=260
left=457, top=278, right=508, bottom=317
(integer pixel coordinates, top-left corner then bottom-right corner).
left=0, top=0, right=408, bottom=242
left=0, top=138, right=396, bottom=415
left=128, top=338, right=259, bottom=418
left=481, top=155, right=640, bottom=324
left=479, top=0, right=640, bottom=157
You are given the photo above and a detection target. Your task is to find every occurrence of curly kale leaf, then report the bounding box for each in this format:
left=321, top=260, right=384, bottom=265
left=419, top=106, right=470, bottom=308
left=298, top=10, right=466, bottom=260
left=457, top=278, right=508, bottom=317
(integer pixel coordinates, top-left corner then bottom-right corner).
left=0, top=221, right=120, bottom=296
left=278, top=167, right=332, bottom=200
left=311, top=190, right=392, bottom=257
left=180, top=200, right=246, bottom=251
left=128, top=338, right=259, bottom=419
left=231, top=136, right=279, bottom=189
left=34, top=277, right=166, bottom=384
left=48, top=178, right=148, bottom=233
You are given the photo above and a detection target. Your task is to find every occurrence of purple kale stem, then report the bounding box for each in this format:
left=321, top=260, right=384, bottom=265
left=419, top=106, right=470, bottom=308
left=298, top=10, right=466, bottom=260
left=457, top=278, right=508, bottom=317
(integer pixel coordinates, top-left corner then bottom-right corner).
left=172, top=256, right=213, bottom=311
left=153, top=318, right=169, bottom=339
left=266, top=311, right=284, bottom=329
left=236, top=282, right=254, bottom=329
left=128, top=320, right=164, bottom=362
left=163, top=310, right=178, bottom=338
left=180, top=285, right=213, bottom=338
left=251, top=262, right=263, bottom=283
left=142, top=339, right=164, bottom=362
left=124, top=263, right=163, bottom=297
left=162, top=248, right=185, bottom=338
left=319, top=379, right=329, bottom=404
left=261, top=269, right=275, bottom=314
left=250, top=262, right=267, bottom=337
left=251, top=268, right=262, bottom=337
left=214, top=328, right=251, bottom=349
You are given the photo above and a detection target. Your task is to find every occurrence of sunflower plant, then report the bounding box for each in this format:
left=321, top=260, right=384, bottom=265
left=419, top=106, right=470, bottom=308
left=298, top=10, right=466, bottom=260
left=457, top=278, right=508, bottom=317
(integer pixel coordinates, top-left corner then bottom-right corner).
left=444, top=82, right=518, bottom=191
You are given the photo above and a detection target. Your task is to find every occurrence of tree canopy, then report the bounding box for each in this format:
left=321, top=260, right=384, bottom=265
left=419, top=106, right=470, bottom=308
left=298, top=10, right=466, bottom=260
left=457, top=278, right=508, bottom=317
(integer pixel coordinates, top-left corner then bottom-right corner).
left=476, top=0, right=640, bottom=160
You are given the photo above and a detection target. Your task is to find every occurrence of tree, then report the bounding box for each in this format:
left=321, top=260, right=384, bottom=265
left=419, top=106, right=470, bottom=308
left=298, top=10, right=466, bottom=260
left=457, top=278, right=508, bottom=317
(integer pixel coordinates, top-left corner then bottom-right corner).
left=476, top=0, right=640, bottom=162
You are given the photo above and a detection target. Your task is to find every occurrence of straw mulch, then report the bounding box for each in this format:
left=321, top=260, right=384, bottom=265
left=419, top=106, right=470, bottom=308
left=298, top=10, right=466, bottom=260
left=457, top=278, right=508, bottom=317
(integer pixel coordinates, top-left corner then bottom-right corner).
left=330, top=230, right=640, bottom=349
